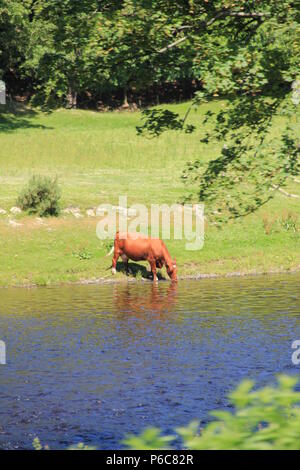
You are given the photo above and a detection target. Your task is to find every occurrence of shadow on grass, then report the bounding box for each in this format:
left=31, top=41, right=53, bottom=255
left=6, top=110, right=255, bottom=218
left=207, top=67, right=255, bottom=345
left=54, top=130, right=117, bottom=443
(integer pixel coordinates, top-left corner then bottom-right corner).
left=0, top=104, right=52, bottom=133
left=116, top=261, right=166, bottom=280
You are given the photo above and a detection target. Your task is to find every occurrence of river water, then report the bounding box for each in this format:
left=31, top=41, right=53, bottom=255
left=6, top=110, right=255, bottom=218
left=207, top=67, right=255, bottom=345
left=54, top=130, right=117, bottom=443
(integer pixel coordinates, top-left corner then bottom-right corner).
left=0, top=274, right=299, bottom=449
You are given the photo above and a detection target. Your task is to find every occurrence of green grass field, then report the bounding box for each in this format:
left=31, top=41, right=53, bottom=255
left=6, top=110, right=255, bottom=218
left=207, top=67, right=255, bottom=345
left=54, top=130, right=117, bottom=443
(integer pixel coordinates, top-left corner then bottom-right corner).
left=0, top=101, right=300, bottom=287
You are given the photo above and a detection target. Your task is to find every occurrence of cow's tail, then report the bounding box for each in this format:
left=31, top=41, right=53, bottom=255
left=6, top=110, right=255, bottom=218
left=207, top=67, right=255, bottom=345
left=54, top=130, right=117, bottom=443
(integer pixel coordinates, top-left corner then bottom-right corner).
left=106, top=245, right=114, bottom=257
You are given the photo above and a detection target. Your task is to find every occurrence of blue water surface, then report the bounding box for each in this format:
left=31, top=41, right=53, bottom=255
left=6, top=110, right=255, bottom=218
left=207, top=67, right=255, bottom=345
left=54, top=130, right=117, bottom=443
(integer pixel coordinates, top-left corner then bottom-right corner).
left=0, top=274, right=299, bottom=449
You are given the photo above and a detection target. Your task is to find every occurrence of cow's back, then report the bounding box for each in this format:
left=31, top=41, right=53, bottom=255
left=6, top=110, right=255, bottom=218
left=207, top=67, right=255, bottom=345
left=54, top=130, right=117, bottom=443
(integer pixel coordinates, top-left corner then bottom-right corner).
left=116, top=232, right=164, bottom=261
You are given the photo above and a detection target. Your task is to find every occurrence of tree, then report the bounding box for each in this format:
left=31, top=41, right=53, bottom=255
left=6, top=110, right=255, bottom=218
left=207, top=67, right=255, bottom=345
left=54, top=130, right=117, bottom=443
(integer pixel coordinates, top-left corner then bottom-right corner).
left=23, top=0, right=101, bottom=107
left=20, top=0, right=202, bottom=107
left=0, top=0, right=30, bottom=95
left=85, top=0, right=198, bottom=107
left=137, top=0, right=300, bottom=222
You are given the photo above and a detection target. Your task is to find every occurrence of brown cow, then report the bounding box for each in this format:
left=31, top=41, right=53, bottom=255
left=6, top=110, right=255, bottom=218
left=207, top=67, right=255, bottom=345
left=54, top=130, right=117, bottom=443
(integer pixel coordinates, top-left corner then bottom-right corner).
left=110, top=232, right=177, bottom=282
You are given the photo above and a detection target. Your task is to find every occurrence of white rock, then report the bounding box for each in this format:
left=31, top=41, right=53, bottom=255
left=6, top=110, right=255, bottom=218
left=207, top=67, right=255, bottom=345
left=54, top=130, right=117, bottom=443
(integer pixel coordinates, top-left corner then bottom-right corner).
left=127, top=208, right=137, bottom=217
left=115, top=206, right=134, bottom=216
left=86, top=209, right=95, bottom=217
left=0, top=208, right=6, bottom=215
left=10, top=206, right=22, bottom=215
left=116, top=206, right=137, bottom=216
left=8, top=219, right=23, bottom=227
left=96, top=206, right=105, bottom=216
left=62, top=206, right=80, bottom=214
left=95, top=205, right=137, bottom=217
left=62, top=206, right=82, bottom=218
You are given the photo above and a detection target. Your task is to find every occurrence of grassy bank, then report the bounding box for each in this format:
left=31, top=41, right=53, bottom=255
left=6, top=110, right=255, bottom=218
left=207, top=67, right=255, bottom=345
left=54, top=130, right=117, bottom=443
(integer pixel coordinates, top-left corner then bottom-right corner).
left=0, top=102, right=300, bottom=287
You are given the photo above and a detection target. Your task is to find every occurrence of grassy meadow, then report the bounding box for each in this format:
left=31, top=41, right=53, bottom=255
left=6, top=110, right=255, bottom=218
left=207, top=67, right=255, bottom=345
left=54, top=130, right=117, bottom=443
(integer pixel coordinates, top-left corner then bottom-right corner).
left=0, top=101, right=300, bottom=287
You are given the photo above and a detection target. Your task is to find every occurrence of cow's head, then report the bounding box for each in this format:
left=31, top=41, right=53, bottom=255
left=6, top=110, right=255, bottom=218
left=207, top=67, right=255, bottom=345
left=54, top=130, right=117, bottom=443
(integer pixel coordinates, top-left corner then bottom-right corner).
left=166, top=258, right=177, bottom=282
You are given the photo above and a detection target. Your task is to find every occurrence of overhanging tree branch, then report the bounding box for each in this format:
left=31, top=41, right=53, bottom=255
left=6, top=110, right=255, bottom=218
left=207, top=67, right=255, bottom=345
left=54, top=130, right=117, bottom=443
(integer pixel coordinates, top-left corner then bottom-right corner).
left=271, top=185, right=300, bottom=199
left=158, top=10, right=268, bottom=54
left=158, top=36, right=187, bottom=53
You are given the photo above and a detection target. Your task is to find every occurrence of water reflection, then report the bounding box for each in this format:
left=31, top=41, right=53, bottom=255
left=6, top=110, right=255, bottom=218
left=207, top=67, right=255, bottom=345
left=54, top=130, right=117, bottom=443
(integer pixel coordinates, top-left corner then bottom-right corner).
left=114, top=282, right=177, bottom=314
left=0, top=274, right=300, bottom=449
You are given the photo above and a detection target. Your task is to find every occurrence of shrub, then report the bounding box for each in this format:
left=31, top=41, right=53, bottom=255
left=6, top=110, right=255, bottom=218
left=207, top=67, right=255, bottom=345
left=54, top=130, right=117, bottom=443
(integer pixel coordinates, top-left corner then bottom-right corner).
left=124, top=375, right=300, bottom=450
left=17, top=175, right=61, bottom=217
left=281, top=211, right=298, bottom=233
left=262, top=214, right=277, bottom=235
left=72, top=248, right=92, bottom=260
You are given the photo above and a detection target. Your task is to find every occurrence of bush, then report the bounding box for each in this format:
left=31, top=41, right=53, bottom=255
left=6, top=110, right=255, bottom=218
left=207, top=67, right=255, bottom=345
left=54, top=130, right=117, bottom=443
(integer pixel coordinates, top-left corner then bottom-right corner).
left=124, top=375, right=300, bottom=450
left=17, top=175, right=61, bottom=217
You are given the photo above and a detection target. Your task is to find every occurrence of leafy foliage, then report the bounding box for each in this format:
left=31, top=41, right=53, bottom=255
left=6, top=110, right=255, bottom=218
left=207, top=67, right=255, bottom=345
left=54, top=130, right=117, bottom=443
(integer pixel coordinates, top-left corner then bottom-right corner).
left=137, top=108, right=195, bottom=137
left=0, top=0, right=30, bottom=92
left=68, top=442, right=97, bottom=450
left=1, top=1, right=300, bottom=220
left=32, top=437, right=43, bottom=450
left=135, top=1, right=300, bottom=222
left=181, top=90, right=300, bottom=222
left=17, top=175, right=61, bottom=217
left=72, top=248, right=92, bottom=260
left=125, top=375, right=300, bottom=450
left=23, top=0, right=101, bottom=107
left=124, top=427, right=175, bottom=451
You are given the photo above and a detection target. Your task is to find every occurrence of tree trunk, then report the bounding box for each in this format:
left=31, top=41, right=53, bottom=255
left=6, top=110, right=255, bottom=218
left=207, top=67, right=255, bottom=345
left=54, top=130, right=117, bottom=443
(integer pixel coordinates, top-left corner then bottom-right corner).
left=123, top=86, right=129, bottom=108
left=66, top=88, right=77, bottom=109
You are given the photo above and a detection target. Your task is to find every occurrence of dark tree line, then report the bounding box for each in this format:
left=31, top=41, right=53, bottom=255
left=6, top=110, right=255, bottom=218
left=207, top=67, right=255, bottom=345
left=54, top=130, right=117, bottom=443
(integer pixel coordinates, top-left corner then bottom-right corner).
left=0, top=0, right=207, bottom=107
left=1, top=1, right=297, bottom=110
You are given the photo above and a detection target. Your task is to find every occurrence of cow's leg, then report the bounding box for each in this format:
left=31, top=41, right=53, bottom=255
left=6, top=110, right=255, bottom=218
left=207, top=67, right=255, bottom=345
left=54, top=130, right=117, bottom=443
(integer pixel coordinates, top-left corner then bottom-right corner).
left=121, top=254, right=130, bottom=274
left=112, top=249, right=121, bottom=275
left=156, top=259, right=164, bottom=269
left=149, top=259, right=158, bottom=282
